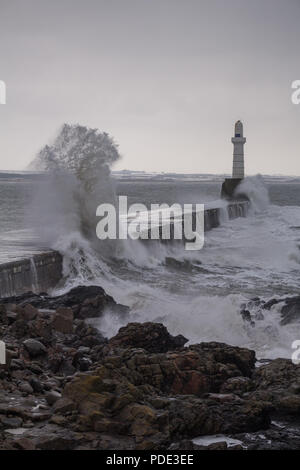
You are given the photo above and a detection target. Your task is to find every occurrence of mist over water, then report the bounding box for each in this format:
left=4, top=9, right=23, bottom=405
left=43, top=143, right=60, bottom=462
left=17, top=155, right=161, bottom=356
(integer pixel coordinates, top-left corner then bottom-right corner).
left=8, top=128, right=300, bottom=359
left=29, top=123, right=120, bottom=256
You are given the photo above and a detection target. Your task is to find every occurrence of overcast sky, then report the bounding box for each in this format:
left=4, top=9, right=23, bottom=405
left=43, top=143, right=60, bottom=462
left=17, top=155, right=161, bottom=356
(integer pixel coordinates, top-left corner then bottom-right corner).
left=0, top=0, right=299, bottom=174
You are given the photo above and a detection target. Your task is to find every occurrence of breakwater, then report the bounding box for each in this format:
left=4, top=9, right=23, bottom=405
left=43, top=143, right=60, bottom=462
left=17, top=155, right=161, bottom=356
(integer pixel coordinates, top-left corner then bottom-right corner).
left=147, top=200, right=249, bottom=240
left=0, top=251, right=63, bottom=298
left=0, top=201, right=249, bottom=297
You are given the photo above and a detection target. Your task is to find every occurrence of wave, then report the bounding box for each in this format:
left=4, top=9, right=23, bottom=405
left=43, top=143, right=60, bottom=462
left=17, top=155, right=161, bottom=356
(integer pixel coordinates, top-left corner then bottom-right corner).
left=28, top=126, right=300, bottom=360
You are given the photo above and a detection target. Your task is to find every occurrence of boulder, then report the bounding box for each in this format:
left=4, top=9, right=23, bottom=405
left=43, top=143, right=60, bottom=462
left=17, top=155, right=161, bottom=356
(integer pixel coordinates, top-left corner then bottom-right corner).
left=45, top=391, right=62, bottom=406
left=1, top=286, right=129, bottom=320
left=23, top=339, right=47, bottom=358
left=62, top=344, right=270, bottom=447
left=20, top=304, right=39, bottom=321
left=109, top=322, right=188, bottom=353
left=53, top=398, right=76, bottom=414
left=52, top=307, right=74, bottom=334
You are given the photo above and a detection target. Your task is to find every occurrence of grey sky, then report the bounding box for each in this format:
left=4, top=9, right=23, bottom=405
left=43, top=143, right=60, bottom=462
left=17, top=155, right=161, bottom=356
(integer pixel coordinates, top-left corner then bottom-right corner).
left=0, top=0, right=299, bottom=174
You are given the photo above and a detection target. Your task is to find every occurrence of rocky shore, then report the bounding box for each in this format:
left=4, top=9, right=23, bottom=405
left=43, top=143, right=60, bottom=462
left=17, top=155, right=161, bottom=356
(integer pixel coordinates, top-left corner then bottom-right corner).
left=1, top=286, right=300, bottom=450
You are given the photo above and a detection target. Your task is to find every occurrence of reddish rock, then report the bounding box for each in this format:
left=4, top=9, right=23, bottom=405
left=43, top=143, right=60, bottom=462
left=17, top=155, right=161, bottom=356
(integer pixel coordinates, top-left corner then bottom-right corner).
left=52, top=308, right=74, bottom=334
left=109, top=322, right=188, bottom=353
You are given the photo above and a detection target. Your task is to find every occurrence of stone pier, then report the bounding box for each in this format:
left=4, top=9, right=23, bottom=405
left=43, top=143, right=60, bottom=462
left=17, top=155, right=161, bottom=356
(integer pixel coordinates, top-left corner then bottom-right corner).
left=0, top=251, right=63, bottom=298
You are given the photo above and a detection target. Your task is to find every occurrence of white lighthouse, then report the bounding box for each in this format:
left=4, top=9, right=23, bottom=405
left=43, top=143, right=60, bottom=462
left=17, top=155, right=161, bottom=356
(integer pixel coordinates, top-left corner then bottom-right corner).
left=231, top=120, right=246, bottom=178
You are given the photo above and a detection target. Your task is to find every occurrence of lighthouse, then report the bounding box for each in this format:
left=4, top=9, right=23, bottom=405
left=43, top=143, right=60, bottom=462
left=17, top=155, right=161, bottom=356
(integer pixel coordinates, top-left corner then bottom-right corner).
left=232, top=120, right=246, bottom=178
left=221, top=120, right=248, bottom=200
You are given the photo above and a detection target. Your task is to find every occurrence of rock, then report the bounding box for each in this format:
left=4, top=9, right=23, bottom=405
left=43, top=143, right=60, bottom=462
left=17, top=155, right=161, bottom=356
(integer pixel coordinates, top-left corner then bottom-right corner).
left=45, top=391, right=62, bottom=406
left=49, top=415, right=67, bottom=426
left=23, top=339, right=47, bottom=358
left=19, top=382, right=34, bottom=394
left=62, top=361, right=271, bottom=447
left=13, top=438, right=36, bottom=450
left=281, top=296, right=300, bottom=325
left=6, top=312, right=18, bottom=324
left=0, top=416, right=23, bottom=428
left=36, top=434, right=76, bottom=450
left=207, top=441, right=228, bottom=450
left=53, top=398, right=76, bottom=414
left=220, top=376, right=253, bottom=395
left=60, top=333, right=268, bottom=448
left=21, top=304, right=39, bottom=321
left=109, top=322, right=188, bottom=353
left=2, top=286, right=129, bottom=320
left=250, top=295, right=300, bottom=325
left=77, top=357, right=92, bottom=372
left=29, top=377, right=44, bottom=393
left=4, top=286, right=300, bottom=450
left=52, top=307, right=74, bottom=334
left=252, top=358, right=300, bottom=416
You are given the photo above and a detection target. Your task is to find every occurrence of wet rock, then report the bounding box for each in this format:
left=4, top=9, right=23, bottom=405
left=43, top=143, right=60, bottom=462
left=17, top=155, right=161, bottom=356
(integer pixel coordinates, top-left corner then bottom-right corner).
left=77, top=357, right=92, bottom=372
left=53, top=398, right=76, bottom=414
left=281, top=296, right=300, bottom=325
left=109, top=322, right=188, bottom=353
left=3, top=285, right=300, bottom=451
left=62, top=358, right=271, bottom=447
left=6, top=312, right=18, bottom=325
left=13, top=438, right=36, bottom=450
left=0, top=416, right=23, bottom=428
left=23, top=339, right=47, bottom=358
left=2, top=286, right=129, bottom=320
left=29, top=378, right=44, bottom=393
left=45, top=391, right=62, bottom=406
left=19, top=382, right=34, bottom=394
left=249, top=295, right=300, bottom=325
left=252, top=358, right=300, bottom=416
left=220, top=376, right=253, bottom=395
left=19, top=304, right=39, bottom=321
left=52, top=307, right=74, bottom=334
left=36, top=434, right=76, bottom=450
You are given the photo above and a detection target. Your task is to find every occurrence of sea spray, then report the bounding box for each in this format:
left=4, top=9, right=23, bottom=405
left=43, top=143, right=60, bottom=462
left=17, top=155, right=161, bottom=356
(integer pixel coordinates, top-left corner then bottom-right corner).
left=29, top=123, right=121, bottom=265
left=236, top=174, right=270, bottom=212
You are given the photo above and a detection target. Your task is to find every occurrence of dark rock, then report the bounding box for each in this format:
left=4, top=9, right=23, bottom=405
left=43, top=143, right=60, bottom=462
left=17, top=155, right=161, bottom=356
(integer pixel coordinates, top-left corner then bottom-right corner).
left=36, top=434, right=76, bottom=450
left=109, top=322, right=188, bottom=353
left=0, top=416, right=23, bottom=428
left=13, top=438, right=36, bottom=450
left=53, top=398, right=76, bottom=414
left=52, top=307, right=74, bottom=334
left=280, top=296, right=300, bottom=325
left=249, top=295, right=300, bottom=325
left=220, top=376, right=253, bottom=395
left=29, top=377, right=44, bottom=393
left=19, top=382, right=34, bottom=394
left=23, top=339, right=47, bottom=358
left=2, top=286, right=129, bottom=320
left=62, top=343, right=269, bottom=448
left=45, top=391, right=62, bottom=406
left=20, top=304, right=39, bottom=321
left=77, top=357, right=92, bottom=372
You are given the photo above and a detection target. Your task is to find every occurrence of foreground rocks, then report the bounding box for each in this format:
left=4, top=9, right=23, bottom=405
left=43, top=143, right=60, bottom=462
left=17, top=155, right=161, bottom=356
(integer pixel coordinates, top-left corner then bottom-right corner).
left=1, top=285, right=129, bottom=320
left=1, top=287, right=300, bottom=450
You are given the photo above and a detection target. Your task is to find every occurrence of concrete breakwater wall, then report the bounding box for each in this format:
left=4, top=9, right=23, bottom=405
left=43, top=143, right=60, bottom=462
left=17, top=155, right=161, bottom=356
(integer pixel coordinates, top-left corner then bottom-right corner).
left=0, top=201, right=249, bottom=298
left=206, top=200, right=249, bottom=230
left=0, top=251, right=63, bottom=298
left=148, top=200, right=249, bottom=239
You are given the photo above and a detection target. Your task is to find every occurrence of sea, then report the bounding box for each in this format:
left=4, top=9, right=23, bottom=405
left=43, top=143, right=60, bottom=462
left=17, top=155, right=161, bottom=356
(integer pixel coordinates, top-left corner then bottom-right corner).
left=0, top=170, right=300, bottom=360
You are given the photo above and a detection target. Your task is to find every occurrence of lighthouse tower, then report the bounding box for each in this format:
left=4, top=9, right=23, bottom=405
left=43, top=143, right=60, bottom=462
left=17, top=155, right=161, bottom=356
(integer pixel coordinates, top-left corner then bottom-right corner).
left=221, top=120, right=248, bottom=199
left=232, top=120, right=246, bottom=178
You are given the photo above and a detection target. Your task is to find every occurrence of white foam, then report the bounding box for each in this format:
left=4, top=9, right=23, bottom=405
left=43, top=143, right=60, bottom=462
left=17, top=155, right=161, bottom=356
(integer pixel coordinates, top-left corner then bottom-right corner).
left=192, top=434, right=245, bottom=448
